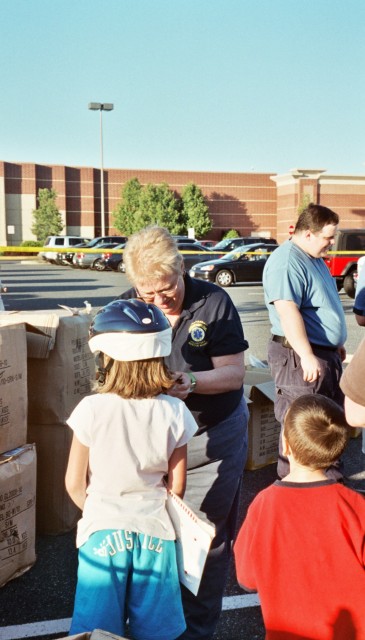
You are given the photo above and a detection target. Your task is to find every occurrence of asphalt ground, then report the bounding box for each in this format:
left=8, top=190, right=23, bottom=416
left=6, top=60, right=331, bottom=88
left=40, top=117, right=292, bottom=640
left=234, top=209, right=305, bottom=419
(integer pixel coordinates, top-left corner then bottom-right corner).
left=0, top=260, right=364, bottom=640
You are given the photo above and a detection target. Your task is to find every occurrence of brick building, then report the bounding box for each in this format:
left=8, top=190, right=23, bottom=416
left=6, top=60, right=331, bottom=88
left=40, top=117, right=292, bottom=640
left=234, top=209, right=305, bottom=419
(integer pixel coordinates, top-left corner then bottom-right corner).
left=0, top=161, right=364, bottom=246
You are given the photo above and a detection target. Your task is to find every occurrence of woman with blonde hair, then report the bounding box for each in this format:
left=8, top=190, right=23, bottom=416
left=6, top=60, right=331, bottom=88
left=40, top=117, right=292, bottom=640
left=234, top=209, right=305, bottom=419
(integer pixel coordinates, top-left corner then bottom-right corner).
left=120, top=226, right=250, bottom=640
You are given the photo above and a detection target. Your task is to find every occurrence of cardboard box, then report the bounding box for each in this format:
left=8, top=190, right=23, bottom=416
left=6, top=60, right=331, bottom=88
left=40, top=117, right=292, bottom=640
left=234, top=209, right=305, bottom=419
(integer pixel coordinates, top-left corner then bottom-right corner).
left=0, top=444, right=36, bottom=587
left=0, top=324, right=28, bottom=454
left=0, top=311, right=59, bottom=358
left=65, top=631, right=128, bottom=640
left=28, top=310, right=95, bottom=424
left=244, top=367, right=281, bottom=471
left=0, top=309, right=95, bottom=424
left=0, top=309, right=96, bottom=424
left=28, top=422, right=81, bottom=535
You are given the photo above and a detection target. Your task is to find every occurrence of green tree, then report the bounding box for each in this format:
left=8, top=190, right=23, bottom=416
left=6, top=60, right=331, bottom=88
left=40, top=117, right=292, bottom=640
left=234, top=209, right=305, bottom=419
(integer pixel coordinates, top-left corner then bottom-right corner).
left=223, top=229, right=240, bottom=239
left=137, top=183, right=185, bottom=234
left=297, top=193, right=312, bottom=215
left=181, top=183, right=212, bottom=238
left=113, top=179, right=185, bottom=234
left=112, top=177, right=142, bottom=235
left=31, top=188, right=63, bottom=243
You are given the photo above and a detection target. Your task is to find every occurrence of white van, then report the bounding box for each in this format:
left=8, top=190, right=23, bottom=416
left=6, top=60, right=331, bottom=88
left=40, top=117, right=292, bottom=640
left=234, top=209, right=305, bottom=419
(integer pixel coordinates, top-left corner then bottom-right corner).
left=39, top=236, right=90, bottom=263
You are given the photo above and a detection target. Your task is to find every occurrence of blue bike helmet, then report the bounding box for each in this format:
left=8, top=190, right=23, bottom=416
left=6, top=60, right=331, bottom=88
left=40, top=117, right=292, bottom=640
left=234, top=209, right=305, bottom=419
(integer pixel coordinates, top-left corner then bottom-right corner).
left=89, top=298, right=172, bottom=361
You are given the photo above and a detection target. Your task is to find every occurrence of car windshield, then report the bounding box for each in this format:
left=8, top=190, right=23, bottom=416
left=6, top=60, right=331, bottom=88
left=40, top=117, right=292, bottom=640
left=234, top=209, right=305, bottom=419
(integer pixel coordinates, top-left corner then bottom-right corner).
left=85, top=238, right=104, bottom=248
left=213, top=238, right=239, bottom=251
left=222, top=246, right=265, bottom=261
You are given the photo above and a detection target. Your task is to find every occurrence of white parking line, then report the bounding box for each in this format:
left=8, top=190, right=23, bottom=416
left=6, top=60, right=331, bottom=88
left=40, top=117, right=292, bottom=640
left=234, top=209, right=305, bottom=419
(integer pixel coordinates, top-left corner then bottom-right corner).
left=0, top=618, right=71, bottom=640
left=0, top=594, right=261, bottom=639
left=223, top=593, right=260, bottom=609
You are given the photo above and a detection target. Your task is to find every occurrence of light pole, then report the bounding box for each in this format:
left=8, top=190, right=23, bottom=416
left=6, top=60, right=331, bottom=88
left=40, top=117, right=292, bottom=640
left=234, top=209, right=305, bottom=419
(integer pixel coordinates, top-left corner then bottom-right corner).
left=88, top=102, right=114, bottom=236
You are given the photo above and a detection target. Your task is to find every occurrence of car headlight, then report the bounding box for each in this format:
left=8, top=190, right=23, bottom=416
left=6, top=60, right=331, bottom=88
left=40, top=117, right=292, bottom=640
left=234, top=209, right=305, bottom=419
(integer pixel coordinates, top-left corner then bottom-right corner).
left=200, top=265, right=215, bottom=272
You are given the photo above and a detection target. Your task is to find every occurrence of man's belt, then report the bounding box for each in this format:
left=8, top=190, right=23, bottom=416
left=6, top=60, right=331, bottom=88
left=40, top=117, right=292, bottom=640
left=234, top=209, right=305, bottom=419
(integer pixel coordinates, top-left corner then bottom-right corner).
left=272, top=334, right=338, bottom=352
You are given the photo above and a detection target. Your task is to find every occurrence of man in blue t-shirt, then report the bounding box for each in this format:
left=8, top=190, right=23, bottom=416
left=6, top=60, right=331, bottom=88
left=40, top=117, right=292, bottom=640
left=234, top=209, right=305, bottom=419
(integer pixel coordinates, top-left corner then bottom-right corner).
left=263, top=203, right=347, bottom=478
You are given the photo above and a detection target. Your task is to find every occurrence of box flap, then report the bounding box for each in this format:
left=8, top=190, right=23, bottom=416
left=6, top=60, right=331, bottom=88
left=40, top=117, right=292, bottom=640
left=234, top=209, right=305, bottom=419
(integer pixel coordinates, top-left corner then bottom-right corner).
left=244, top=367, right=276, bottom=403
left=0, top=311, right=61, bottom=358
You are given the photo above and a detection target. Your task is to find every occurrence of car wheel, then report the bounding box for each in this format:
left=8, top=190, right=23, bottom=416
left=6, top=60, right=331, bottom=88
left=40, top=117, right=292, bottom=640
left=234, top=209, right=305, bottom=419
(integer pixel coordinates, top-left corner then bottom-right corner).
left=335, top=278, right=342, bottom=292
left=343, top=273, right=356, bottom=299
left=215, top=269, right=233, bottom=287
left=117, top=261, right=124, bottom=273
left=93, top=258, right=105, bottom=271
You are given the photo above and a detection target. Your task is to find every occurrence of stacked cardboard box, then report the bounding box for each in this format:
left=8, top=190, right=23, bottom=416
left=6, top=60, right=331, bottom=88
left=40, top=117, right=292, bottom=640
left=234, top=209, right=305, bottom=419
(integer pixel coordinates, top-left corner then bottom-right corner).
left=0, top=323, right=28, bottom=453
left=0, top=309, right=96, bottom=535
left=0, top=444, right=37, bottom=587
left=0, top=323, right=37, bottom=586
left=244, top=367, right=281, bottom=471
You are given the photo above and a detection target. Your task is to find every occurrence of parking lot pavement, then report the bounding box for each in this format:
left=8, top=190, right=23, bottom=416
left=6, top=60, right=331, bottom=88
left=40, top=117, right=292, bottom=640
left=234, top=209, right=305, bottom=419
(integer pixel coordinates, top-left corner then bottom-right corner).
left=0, top=262, right=364, bottom=639
left=0, top=436, right=364, bottom=640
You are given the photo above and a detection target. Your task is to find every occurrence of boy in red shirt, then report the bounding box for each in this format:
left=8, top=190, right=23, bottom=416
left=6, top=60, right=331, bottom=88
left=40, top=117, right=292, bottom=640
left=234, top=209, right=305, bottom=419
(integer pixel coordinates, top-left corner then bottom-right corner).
left=234, top=394, right=365, bottom=640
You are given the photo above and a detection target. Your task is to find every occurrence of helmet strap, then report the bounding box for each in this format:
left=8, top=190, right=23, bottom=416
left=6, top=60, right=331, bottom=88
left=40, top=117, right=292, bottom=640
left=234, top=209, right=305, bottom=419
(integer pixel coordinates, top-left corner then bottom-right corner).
left=95, top=352, right=114, bottom=386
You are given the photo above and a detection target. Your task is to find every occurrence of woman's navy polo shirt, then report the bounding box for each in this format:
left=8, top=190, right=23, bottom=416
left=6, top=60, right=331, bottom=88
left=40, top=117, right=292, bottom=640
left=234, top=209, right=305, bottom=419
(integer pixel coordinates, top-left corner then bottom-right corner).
left=119, top=274, right=248, bottom=433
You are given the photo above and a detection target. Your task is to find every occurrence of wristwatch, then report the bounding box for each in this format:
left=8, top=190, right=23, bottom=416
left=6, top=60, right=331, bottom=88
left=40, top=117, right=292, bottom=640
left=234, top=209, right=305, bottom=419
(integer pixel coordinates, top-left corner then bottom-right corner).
left=187, top=372, right=197, bottom=394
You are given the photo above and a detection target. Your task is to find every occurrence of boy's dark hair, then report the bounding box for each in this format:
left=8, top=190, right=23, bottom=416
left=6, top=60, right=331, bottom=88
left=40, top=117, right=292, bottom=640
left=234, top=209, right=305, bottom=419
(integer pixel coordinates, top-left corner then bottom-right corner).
left=283, top=395, right=349, bottom=469
left=294, top=203, right=339, bottom=234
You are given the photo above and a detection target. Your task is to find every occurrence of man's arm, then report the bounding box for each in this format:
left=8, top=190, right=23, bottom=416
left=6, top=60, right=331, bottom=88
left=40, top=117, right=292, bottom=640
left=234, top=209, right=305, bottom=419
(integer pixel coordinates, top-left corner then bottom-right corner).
left=355, top=314, right=365, bottom=327
left=344, top=396, right=365, bottom=428
left=273, top=300, right=322, bottom=383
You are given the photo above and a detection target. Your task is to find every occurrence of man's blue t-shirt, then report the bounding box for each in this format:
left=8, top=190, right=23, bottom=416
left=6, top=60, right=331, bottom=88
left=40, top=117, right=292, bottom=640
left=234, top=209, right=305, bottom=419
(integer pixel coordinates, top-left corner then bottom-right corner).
left=263, top=240, right=347, bottom=347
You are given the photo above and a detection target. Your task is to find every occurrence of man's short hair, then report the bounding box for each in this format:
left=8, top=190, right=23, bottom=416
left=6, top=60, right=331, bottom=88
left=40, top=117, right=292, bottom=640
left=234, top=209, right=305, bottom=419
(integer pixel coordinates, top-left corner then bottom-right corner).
left=294, top=203, right=339, bottom=234
left=283, top=394, right=349, bottom=469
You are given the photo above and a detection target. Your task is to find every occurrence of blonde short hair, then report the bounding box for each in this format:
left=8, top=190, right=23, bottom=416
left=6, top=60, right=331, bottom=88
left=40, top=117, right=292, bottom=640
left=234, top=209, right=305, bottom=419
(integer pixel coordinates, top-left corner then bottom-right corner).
left=283, top=395, right=349, bottom=470
left=123, top=226, right=183, bottom=285
left=98, top=356, right=175, bottom=399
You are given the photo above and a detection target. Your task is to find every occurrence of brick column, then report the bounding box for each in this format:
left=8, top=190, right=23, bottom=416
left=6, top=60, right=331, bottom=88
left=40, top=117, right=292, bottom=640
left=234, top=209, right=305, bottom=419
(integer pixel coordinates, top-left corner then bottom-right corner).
left=271, top=169, right=325, bottom=243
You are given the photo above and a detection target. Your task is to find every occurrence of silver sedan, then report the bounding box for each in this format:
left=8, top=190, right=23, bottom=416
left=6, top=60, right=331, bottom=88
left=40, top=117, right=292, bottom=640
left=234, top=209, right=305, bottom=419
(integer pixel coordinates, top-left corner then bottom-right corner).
left=72, top=242, right=122, bottom=270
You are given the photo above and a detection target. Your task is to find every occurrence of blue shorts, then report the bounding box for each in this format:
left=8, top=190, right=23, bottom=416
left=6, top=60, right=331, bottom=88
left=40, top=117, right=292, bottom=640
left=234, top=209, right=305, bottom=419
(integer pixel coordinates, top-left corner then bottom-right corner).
left=69, top=529, right=186, bottom=640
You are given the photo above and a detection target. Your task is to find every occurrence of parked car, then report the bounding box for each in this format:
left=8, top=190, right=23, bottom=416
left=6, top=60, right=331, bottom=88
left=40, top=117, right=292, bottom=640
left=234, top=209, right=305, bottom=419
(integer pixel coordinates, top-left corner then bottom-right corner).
left=39, top=235, right=90, bottom=263
left=172, top=236, right=198, bottom=244
left=212, top=236, right=277, bottom=253
left=97, top=243, right=127, bottom=272
left=189, top=243, right=278, bottom=287
left=55, top=241, right=89, bottom=265
left=116, top=241, right=212, bottom=274
left=198, top=240, right=218, bottom=249
left=56, top=235, right=128, bottom=266
left=72, top=243, right=123, bottom=269
left=323, top=228, right=365, bottom=298
left=178, top=242, right=215, bottom=271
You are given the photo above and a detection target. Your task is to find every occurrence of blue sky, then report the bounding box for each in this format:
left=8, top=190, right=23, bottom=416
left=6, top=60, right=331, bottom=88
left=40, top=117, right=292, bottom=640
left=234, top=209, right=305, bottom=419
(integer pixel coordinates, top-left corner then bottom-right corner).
left=1, top=0, right=364, bottom=175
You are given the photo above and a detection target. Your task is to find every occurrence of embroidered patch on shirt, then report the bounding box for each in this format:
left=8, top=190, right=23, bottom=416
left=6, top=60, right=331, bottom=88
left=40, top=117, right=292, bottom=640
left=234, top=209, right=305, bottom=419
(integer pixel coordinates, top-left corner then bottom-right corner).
left=188, top=320, right=208, bottom=347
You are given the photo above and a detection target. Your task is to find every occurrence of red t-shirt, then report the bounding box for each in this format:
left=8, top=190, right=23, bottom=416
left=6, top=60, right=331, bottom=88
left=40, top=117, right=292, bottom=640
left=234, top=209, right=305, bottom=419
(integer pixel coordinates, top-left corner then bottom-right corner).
left=234, top=480, right=365, bottom=640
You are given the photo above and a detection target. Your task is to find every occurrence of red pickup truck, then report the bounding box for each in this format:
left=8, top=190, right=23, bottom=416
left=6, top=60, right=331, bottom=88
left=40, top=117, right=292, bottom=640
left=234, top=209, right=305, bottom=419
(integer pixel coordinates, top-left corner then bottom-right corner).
left=324, top=228, right=365, bottom=298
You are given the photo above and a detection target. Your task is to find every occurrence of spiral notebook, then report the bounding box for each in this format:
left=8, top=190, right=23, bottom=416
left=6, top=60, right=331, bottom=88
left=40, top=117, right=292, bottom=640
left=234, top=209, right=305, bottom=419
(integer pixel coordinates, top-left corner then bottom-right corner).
left=166, top=488, right=215, bottom=595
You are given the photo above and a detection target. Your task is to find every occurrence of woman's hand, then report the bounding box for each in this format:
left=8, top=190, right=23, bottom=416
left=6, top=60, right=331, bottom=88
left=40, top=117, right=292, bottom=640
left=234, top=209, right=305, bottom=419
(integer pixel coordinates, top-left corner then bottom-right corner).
left=167, top=371, right=191, bottom=400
